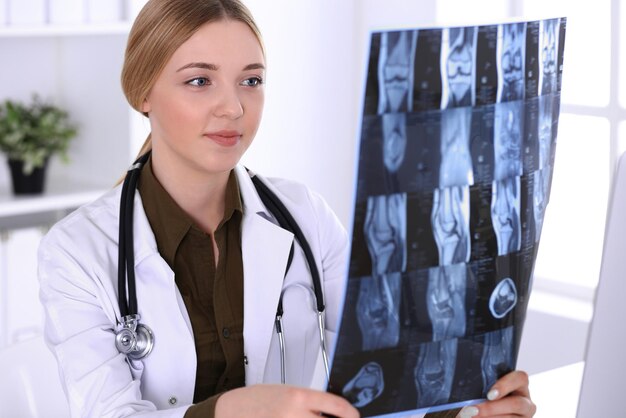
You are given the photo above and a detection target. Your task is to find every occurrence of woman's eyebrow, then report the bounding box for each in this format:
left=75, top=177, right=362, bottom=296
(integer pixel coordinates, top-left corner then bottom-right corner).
left=243, top=63, right=265, bottom=71
left=176, top=62, right=218, bottom=72
left=176, top=62, right=265, bottom=72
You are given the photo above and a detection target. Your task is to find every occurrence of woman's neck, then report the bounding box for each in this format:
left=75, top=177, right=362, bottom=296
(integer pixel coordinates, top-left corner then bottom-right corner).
left=150, top=149, right=230, bottom=235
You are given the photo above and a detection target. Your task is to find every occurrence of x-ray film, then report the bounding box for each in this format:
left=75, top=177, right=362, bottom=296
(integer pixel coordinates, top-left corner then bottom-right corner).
left=328, top=18, right=566, bottom=417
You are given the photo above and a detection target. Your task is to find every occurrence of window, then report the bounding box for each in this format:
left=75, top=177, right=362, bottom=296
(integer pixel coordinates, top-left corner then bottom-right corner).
left=532, top=115, right=609, bottom=289
left=517, top=0, right=614, bottom=293
left=437, top=0, right=617, bottom=296
left=520, top=0, right=611, bottom=106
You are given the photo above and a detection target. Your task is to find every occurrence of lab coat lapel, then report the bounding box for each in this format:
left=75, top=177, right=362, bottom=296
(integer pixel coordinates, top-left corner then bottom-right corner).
left=132, top=202, right=197, bottom=405
left=131, top=191, right=194, bottom=340
left=235, top=166, right=293, bottom=385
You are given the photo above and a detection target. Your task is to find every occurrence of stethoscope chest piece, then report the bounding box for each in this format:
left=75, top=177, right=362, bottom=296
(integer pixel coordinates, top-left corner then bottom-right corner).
left=115, top=314, right=155, bottom=360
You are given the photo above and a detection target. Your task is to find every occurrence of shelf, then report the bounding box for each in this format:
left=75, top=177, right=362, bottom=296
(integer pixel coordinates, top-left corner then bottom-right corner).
left=0, top=22, right=132, bottom=38
left=0, top=15, right=140, bottom=230
left=0, top=181, right=107, bottom=222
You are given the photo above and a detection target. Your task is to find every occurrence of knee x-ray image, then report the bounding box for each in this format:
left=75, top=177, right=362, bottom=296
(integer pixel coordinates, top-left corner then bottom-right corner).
left=364, top=193, right=407, bottom=275
left=440, top=107, right=474, bottom=187
left=442, top=27, right=476, bottom=108
left=494, top=101, right=523, bottom=180
left=382, top=113, right=407, bottom=173
left=343, top=362, right=385, bottom=408
left=415, top=339, right=457, bottom=407
left=489, top=277, right=518, bottom=318
left=431, top=186, right=471, bottom=265
left=330, top=17, right=566, bottom=418
left=491, top=177, right=521, bottom=256
left=378, top=31, right=418, bottom=114
left=357, top=274, right=402, bottom=350
left=427, top=264, right=467, bottom=339
left=498, top=23, right=526, bottom=102
left=481, top=327, right=515, bottom=393
left=539, top=19, right=559, bottom=96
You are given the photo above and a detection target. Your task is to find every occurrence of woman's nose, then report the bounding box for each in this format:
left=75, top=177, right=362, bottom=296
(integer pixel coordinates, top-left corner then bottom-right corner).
left=213, top=87, right=243, bottom=119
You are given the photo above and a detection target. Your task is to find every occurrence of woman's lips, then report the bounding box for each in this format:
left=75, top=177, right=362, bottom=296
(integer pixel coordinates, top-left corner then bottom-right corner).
left=204, top=130, right=242, bottom=147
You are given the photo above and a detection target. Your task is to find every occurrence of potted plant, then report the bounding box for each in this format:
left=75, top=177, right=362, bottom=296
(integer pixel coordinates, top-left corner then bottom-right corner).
left=0, top=96, right=78, bottom=195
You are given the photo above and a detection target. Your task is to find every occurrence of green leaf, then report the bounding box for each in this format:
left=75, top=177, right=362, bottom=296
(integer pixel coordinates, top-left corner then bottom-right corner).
left=0, top=95, right=78, bottom=170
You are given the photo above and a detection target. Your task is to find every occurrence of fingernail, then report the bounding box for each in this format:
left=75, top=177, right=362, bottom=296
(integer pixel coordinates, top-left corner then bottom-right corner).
left=459, top=406, right=479, bottom=418
left=487, top=388, right=499, bottom=401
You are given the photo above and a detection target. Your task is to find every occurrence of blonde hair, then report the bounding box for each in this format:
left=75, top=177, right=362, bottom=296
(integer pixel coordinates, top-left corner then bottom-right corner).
left=121, top=0, right=264, bottom=160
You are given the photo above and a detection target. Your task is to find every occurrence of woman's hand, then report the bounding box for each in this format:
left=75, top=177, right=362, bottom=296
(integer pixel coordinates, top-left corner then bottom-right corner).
left=457, top=370, right=536, bottom=418
left=215, top=384, right=360, bottom=418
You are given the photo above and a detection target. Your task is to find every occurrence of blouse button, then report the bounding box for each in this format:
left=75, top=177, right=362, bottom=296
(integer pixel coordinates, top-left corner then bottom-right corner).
left=168, top=396, right=177, bottom=406
left=222, top=327, right=230, bottom=339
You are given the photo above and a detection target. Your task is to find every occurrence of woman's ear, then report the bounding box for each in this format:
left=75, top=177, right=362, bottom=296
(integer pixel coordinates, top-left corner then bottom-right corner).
left=141, top=97, right=151, bottom=114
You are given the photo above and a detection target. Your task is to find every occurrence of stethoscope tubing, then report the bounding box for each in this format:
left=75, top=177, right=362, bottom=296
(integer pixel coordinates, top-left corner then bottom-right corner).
left=118, top=153, right=150, bottom=318
left=248, top=172, right=325, bottom=313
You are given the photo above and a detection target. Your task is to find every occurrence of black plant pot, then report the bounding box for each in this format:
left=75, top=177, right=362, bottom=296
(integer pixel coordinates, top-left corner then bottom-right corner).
left=8, top=158, right=49, bottom=195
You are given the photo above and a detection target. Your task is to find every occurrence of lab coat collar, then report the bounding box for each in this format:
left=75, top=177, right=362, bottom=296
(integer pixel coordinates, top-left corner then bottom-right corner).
left=113, top=165, right=286, bottom=263
left=233, top=165, right=267, bottom=216
left=86, top=185, right=159, bottom=264
left=234, top=165, right=294, bottom=385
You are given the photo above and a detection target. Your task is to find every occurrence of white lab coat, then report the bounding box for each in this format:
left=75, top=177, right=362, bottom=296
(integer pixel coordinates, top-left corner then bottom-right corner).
left=38, top=165, right=349, bottom=418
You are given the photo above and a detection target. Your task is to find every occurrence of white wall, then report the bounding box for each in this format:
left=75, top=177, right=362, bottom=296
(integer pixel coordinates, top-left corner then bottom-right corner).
left=435, top=0, right=512, bottom=24
left=240, top=0, right=358, bottom=225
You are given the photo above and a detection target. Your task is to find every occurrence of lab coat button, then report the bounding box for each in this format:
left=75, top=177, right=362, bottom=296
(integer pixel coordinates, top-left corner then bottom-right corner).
left=243, top=356, right=248, bottom=365
left=222, top=327, right=230, bottom=338
left=168, top=396, right=177, bottom=406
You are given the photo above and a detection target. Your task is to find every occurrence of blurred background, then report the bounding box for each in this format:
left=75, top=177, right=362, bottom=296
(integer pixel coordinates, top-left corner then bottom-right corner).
left=0, top=0, right=617, bottom=414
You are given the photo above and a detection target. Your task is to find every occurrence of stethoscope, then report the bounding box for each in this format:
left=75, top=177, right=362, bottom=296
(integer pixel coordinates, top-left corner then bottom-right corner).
left=114, top=151, right=330, bottom=384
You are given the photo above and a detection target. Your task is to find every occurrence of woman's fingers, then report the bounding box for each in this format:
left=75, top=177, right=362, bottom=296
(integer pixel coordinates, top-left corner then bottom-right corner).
left=304, top=388, right=360, bottom=418
left=457, top=370, right=536, bottom=418
left=487, top=370, right=531, bottom=399
left=458, top=395, right=536, bottom=417
left=215, top=384, right=360, bottom=418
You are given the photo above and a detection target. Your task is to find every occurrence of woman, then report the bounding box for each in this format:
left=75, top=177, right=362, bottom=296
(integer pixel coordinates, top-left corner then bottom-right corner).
left=38, top=1, right=536, bottom=417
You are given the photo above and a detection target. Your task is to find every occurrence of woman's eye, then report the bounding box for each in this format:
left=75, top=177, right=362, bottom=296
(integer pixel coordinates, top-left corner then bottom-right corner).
left=187, top=77, right=210, bottom=87
left=242, top=77, right=264, bottom=87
